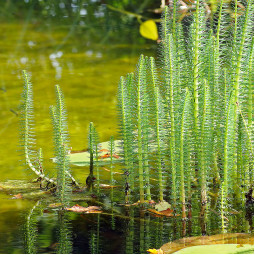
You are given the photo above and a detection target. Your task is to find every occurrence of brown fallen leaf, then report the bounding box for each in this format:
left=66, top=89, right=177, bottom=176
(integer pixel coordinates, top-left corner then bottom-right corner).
left=48, top=203, right=63, bottom=208
left=99, top=184, right=119, bottom=189
left=147, top=248, right=164, bottom=254
left=99, top=149, right=109, bottom=152
left=229, top=209, right=241, bottom=214
left=12, top=193, right=23, bottom=199
left=65, top=204, right=102, bottom=213
left=148, top=208, right=175, bottom=217
left=122, top=200, right=157, bottom=206
left=99, top=153, right=110, bottom=159
left=86, top=210, right=103, bottom=214
left=102, top=167, right=123, bottom=175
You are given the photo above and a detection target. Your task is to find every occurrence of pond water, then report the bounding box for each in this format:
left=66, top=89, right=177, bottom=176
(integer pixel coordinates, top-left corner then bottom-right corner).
left=0, top=3, right=253, bottom=254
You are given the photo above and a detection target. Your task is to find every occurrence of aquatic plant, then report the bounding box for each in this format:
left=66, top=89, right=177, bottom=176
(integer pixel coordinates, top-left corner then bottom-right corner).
left=19, top=0, right=253, bottom=228
left=20, top=73, right=79, bottom=203
left=50, top=85, right=75, bottom=206
left=86, top=122, right=98, bottom=192
left=117, top=0, right=254, bottom=221
left=20, top=71, right=57, bottom=188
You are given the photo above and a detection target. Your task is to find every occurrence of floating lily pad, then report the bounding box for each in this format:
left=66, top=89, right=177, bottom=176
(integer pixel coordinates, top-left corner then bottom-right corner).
left=66, top=140, right=124, bottom=166
left=173, top=244, right=254, bottom=254
left=161, top=233, right=254, bottom=254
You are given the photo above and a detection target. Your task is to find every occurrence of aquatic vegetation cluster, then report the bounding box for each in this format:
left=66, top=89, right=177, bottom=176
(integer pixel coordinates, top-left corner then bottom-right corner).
left=117, top=0, right=254, bottom=219
left=19, top=0, right=253, bottom=228
left=20, top=71, right=78, bottom=207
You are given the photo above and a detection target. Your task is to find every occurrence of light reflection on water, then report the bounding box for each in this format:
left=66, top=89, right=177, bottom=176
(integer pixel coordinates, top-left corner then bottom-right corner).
left=0, top=16, right=156, bottom=252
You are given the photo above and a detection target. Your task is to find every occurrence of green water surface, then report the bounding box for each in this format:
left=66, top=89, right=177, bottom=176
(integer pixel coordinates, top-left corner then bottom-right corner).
left=0, top=17, right=158, bottom=253
left=0, top=5, right=253, bottom=254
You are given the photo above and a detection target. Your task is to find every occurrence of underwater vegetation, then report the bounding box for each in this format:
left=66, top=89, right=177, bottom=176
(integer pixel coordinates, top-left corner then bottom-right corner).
left=19, top=0, right=253, bottom=237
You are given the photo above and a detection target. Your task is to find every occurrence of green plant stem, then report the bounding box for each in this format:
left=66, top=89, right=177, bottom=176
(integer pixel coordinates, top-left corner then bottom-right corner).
left=55, top=85, right=79, bottom=188
left=247, top=41, right=254, bottom=129
left=155, top=87, right=164, bottom=201
left=88, top=122, right=94, bottom=192
left=200, top=82, right=209, bottom=216
left=118, top=75, right=134, bottom=195
left=166, top=34, right=177, bottom=206
left=137, top=55, right=145, bottom=203
left=193, top=0, right=200, bottom=136
left=180, top=88, right=190, bottom=219
left=233, top=0, right=252, bottom=112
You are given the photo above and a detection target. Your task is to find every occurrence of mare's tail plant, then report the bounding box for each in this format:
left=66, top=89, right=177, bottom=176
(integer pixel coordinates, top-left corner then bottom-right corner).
left=20, top=71, right=56, bottom=187
left=117, top=0, right=254, bottom=216
left=20, top=72, right=79, bottom=204
left=86, top=122, right=99, bottom=192
left=117, top=74, right=135, bottom=202
left=50, top=85, right=76, bottom=206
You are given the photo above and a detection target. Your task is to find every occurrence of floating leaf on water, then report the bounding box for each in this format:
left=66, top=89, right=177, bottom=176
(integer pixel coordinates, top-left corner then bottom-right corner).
left=66, top=140, right=124, bottom=166
left=123, top=200, right=157, bottom=206
left=98, top=149, right=109, bottom=153
left=102, top=167, right=123, bottom=175
left=172, top=244, right=254, bottom=254
left=12, top=193, right=23, bottom=199
left=139, top=20, right=158, bottom=40
left=48, top=203, right=63, bottom=208
left=160, top=233, right=254, bottom=254
left=147, top=248, right=164, bottom=254
left=98, top=184, right=119, bottom=189
left=65, top=204, right=102, bottom=213
left=229, top=209, right=241, bottom=214
left=155, top=201, right=171, bottom=212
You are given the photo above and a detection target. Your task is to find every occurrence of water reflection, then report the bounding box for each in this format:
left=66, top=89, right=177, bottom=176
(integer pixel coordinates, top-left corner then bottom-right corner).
left=56, top=210, right=73, bottom=254
left=21, top=194, right=253, bottom=254
left=24, top=201, right=40, bottom=254
left=24, top=202, right=72, bottom=254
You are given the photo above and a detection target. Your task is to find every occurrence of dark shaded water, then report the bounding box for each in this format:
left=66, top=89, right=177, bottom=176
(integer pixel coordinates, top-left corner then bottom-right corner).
left=2, top=190, right=252, bottom=254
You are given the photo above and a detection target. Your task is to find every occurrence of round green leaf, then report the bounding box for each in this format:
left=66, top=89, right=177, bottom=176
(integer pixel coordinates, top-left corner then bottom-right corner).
left=173, top=244, right=254, bottom=254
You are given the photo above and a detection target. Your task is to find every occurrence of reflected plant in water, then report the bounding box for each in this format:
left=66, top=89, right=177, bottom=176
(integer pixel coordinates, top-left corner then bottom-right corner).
left=24, top=201, right=41, bottom=254
left=56, top=210, right=73, bottom=254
